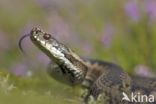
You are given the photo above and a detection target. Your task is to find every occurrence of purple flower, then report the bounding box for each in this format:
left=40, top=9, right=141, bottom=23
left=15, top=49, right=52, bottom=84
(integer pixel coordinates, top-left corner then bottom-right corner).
left=134, top=65, right=155, bottom=78
left=11, top=63, right=28, bottom=77
left=101, top=23, right=114, bottom=48
left=37, top=52, right=50, bottom=68
left=143, top=0, right=156, bottom=21
left=35, top=0, right=53, bottom=12
left=123, top=1, right=140, bottom=21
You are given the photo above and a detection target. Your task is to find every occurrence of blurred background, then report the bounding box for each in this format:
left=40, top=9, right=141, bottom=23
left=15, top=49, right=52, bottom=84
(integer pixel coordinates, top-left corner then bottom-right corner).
left=0, top=0, right=156, bottom=104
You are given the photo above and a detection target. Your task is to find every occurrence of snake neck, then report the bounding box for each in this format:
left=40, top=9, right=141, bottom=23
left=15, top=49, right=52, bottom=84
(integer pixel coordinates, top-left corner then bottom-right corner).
left=60, top=50, right=88, bottom=83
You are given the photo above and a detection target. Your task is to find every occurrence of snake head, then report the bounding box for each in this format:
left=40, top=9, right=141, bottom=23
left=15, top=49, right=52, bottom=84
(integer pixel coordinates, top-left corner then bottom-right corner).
left=29, top=27, right=88, bottom=84
left=30, top=27, right=66, bottom=60
left=30, top=27, right=77, bottom=60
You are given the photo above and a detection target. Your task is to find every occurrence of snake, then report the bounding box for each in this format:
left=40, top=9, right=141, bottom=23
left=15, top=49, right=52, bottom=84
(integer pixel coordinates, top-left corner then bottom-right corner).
left=19, top=27, right=156, bottom=104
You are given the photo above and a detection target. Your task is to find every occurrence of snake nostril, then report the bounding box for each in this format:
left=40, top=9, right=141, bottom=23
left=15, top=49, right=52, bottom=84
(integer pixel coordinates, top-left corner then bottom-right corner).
left=43, top=33, right=51, bottom=40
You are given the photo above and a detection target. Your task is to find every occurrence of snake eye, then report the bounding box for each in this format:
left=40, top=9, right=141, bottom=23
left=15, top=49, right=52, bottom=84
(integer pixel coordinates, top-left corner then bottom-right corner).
left=43, top=33, right=51, bottom=40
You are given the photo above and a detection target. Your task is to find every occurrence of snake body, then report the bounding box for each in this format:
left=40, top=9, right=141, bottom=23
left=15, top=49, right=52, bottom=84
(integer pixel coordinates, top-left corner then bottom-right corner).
left=20, top=27, right=156, bottom=104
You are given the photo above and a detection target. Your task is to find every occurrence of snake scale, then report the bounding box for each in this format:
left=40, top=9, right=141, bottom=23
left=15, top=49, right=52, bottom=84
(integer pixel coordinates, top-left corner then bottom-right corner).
left=19, top=27, right=156, bottom=104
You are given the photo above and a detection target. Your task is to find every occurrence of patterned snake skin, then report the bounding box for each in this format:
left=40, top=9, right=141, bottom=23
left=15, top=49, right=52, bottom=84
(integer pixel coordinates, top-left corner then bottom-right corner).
left=19, top=27, right=156, bottom=104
